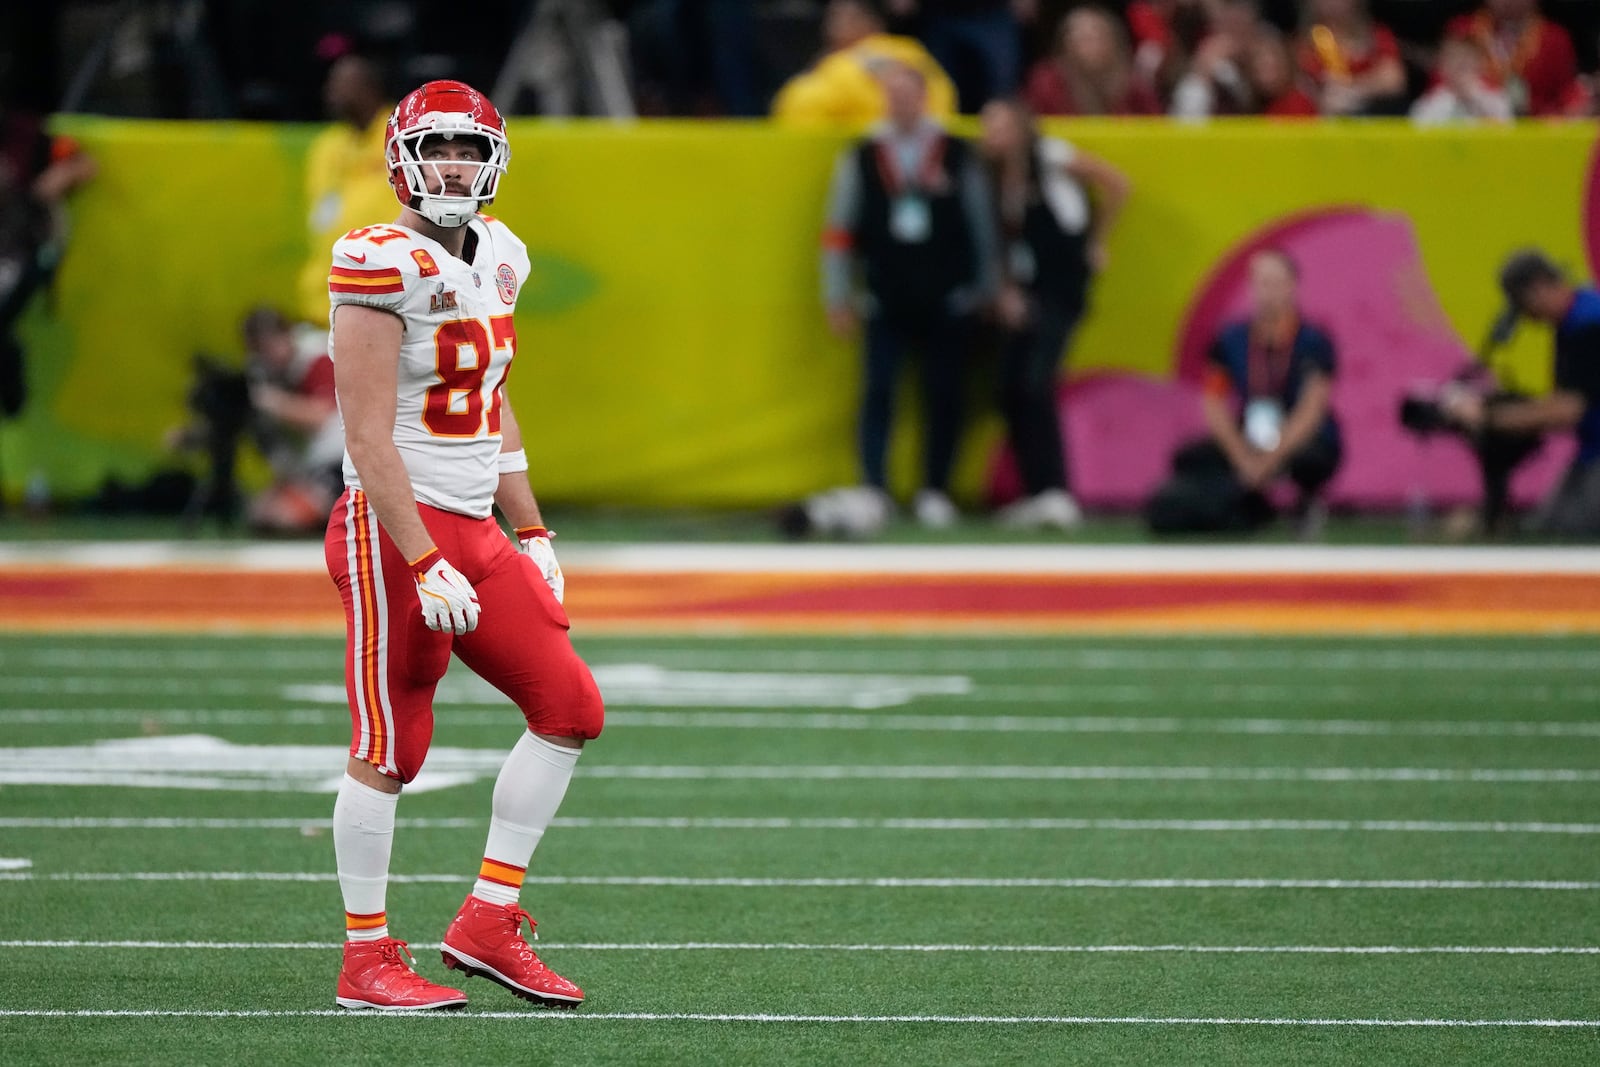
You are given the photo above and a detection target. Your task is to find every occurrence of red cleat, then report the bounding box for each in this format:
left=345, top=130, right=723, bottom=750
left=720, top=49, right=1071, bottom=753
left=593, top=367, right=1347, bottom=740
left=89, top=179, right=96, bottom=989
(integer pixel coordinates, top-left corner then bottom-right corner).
left=440, top=897, right=585, bottom=1008
left=336, top=937, right=468, bottom=1011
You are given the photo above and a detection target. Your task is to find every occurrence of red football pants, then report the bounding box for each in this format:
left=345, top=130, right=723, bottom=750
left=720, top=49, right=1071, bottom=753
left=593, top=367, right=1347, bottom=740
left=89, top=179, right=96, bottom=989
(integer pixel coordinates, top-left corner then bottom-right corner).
left=324, top=489, right=604, bottom=782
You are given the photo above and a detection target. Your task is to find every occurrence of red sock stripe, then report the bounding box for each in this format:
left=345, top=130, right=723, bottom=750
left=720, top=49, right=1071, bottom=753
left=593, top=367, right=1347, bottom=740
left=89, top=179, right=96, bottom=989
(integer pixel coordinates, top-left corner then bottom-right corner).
left=479, top=858, right=527, bottom=888
left=345, top=911, right=387, bottom=930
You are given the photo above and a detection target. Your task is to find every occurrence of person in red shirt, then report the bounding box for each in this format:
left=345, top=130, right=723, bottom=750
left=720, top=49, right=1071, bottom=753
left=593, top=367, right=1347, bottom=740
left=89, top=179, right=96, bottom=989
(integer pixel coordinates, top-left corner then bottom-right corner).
left=1296, top=0, right=1406, bottom=116
left=1023, top=5, right=1162, bottom=116
left=1168, top=0, right=1272, bottom=119
left=238, top=306, right=345, bottom=533
left=1248, top=29, right=1319, bottom=118
left=1124, top=0, right=1213, bottom=103
left=1443, top=0, right=1578, bottom=117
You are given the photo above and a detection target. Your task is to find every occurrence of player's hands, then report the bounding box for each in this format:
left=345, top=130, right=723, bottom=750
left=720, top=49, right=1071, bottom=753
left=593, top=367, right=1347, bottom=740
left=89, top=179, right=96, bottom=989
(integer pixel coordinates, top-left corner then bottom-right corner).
left=1236, top=451, right=1279, bottom=491
left=516, top=526, right=565, bottom=604
left=412, top=550, right=480, bottom=634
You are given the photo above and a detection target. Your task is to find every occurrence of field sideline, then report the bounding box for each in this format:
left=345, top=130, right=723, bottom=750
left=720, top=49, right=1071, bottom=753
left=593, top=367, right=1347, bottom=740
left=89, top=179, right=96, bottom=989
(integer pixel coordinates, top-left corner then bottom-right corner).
left=0, top=542, right=1596, bottom=1063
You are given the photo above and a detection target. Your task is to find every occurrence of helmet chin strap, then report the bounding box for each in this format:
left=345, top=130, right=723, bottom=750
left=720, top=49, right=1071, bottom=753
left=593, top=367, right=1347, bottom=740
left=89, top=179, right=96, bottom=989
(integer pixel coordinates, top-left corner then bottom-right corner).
left=415, top=196, right=479, bottom=228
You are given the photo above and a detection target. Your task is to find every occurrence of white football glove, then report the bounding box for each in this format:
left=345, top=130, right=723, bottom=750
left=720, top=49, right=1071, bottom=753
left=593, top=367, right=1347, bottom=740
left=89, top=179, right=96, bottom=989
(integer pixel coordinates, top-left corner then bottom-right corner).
left=412, top=551, right=480, bottom=634
left=516, top=525, right=565, bottom=604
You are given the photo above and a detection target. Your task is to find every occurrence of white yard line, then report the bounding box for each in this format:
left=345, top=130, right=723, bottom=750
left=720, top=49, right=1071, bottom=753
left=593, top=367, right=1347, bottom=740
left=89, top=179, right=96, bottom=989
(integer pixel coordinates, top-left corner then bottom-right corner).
left=0, top=678, right=273, bottom=696
left=0, top=1008, right=1594, bottom=1027
left=3, top=816, right=1598, bottom=835
left=6, top=707, right=1600, bottom=738
left=1, top=873, right=1595, bottom=890
left=1, top=940, right=1595, bottom=956
left=568, top=766, right=1600, bottom=783
left=603, top=712, right=1600, bottom=735
left=4, top=539, right=1597, bottom=575
left=0, top=759, right=1589, bottom=784
left=12, top=680, right=1600, bottom=710
left=0, top=709, right=338, bottom=726
left=970, top=685, right=1600, bottom=706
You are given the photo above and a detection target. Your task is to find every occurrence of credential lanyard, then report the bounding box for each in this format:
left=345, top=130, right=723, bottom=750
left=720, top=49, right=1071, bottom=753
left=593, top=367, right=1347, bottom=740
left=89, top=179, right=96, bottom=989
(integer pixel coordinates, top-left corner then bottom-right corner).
left=1247, top=314, right=1298, bottom=400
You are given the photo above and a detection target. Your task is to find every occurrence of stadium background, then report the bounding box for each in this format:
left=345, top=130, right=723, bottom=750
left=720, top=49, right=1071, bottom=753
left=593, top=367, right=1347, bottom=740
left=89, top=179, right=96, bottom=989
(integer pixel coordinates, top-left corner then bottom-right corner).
left=4, top=118, right=1594, bottom=509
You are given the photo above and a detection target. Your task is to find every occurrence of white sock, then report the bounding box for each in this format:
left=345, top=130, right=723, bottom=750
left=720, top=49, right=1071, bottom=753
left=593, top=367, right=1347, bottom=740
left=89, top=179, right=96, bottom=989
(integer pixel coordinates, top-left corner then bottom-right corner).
left=471, top=733, right=581, bottom=906
left=334, top=773, right=398, bottom=942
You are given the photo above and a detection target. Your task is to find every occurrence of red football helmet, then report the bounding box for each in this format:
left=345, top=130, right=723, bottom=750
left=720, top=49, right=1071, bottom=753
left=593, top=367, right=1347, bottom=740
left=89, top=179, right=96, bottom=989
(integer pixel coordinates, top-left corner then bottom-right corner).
left=385, top=80, right=510, bottom=228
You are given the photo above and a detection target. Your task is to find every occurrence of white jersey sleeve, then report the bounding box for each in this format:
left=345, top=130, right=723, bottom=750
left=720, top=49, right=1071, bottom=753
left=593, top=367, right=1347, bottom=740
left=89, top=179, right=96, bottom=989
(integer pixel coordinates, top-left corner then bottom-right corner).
left=328, top=218, right=533, bottom=518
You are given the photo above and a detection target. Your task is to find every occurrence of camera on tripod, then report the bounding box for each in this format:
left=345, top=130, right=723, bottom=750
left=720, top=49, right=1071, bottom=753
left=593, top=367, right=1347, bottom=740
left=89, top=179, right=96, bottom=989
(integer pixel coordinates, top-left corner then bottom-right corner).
left=177, top=352, right=255, bottom=526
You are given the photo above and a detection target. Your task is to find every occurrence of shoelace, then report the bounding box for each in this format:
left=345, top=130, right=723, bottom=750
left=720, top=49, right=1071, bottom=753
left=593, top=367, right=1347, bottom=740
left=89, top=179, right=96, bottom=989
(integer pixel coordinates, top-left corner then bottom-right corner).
left=507, top=905, right=540, bottom=943
left=379, top=937, right=417, bottom=967
left=376, top=938, right=438, bottom=990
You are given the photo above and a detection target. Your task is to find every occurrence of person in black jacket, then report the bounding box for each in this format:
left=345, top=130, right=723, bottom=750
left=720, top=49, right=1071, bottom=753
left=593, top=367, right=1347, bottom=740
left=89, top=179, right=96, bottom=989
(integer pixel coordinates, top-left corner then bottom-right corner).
left=821, top=60, right=1000, bottom=529
left=0, top=108, right=94, bottom=420
left=979, top=96, right=1129, bottom=531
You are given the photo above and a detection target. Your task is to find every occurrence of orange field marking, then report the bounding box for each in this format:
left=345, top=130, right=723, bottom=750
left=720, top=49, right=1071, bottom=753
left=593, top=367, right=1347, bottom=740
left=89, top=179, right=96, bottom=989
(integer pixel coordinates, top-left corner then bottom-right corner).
left=2, top=566, right=1597, bottom=634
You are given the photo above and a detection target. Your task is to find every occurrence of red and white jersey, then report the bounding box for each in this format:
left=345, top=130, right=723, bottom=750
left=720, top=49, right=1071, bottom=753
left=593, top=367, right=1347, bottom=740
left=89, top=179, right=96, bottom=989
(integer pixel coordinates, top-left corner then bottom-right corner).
left=327, top=216, right=530, bottom=518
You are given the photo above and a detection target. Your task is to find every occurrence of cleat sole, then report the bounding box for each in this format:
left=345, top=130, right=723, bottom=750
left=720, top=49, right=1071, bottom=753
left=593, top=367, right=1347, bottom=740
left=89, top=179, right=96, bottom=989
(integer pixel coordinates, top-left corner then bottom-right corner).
left=334, top=996, right=467, bottom=1012
left=440, top=948, right=584, bottom=1009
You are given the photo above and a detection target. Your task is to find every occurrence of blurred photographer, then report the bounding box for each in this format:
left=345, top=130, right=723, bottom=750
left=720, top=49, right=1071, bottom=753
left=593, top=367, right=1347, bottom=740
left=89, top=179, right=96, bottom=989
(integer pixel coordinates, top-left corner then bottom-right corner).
left=1438, top=251, right=1600, bottom=538
left=169, top=306, right=343, bottom=534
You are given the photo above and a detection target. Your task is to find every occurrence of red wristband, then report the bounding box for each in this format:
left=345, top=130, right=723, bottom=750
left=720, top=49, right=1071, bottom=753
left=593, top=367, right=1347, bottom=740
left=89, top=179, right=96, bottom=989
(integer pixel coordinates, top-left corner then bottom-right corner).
left=515, top=525, right=553, bottom=541
left=409, top=547, right=442, bottom=576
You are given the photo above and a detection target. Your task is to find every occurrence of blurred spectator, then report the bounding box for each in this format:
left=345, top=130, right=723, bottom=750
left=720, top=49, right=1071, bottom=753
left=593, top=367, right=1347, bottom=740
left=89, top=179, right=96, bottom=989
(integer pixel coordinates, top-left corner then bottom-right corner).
left=495, top=0, right=636, bottom=117
left=1442, top=0, right=1579, bottom=118
left=1125, top=0, right=1215, bottom=103
left=1024, top=5, right=1162, bottom=116
left=773, top=0, right=958, bottom=125
left=1169, top=0, right=1271, bottom=118
left=1146, top=249, right=1341, bottom=535
left=818, top=63, right=999, bottom=529
left=628, top=0, right=765, bottom=116
left=295, top=54, right=394, bottom=325
left=894, top=1, right=1033, bottom=112
left=167, top=307, right=343, bottom=535
left=1440, top=251, right=1600, bottom=538
left=980, top=98, right=1130, bottom=531
left=0, top=106, right=95, bottom=420
left=1411, top=37, right=1515, bottom=125
left=1246, top=28, right=1319, bottom=117
left=1297, top=0, right=1407, bottom=116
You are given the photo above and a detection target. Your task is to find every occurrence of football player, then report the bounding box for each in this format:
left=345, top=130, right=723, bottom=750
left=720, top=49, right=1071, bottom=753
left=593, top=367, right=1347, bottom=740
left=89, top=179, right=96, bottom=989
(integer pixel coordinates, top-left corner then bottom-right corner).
left=323, top=80, right=604, bottom=1011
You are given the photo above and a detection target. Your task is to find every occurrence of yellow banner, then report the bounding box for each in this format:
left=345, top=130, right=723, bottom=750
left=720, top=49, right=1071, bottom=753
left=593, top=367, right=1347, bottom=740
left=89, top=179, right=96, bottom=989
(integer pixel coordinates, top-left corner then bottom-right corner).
left=5, top=118, right=1592, bottom=507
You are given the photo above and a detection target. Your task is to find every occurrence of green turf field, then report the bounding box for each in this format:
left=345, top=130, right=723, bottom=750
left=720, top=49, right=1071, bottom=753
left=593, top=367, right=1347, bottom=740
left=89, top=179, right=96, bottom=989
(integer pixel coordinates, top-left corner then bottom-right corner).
left=1, top=631, right=1597, bottom=1065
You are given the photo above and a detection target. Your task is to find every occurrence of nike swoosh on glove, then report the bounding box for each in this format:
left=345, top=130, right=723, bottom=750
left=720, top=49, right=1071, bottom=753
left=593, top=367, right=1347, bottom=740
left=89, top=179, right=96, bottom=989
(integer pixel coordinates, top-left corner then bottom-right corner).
left=515, top=525, right=564, bottom=604
left=412, top=550, right=480, bottom=634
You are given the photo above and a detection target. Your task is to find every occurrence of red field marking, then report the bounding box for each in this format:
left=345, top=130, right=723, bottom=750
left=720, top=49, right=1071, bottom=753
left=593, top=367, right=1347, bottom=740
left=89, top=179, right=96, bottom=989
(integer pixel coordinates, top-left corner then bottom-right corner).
left=1, top=567, right=1596, bottom=633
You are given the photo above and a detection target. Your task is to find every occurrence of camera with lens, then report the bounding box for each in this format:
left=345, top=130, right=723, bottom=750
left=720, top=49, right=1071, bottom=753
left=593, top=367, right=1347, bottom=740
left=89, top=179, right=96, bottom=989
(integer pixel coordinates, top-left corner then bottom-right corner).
left=186, top=353, right=253, bottom=438
left=1397, top=377, right=1491, bottom=438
